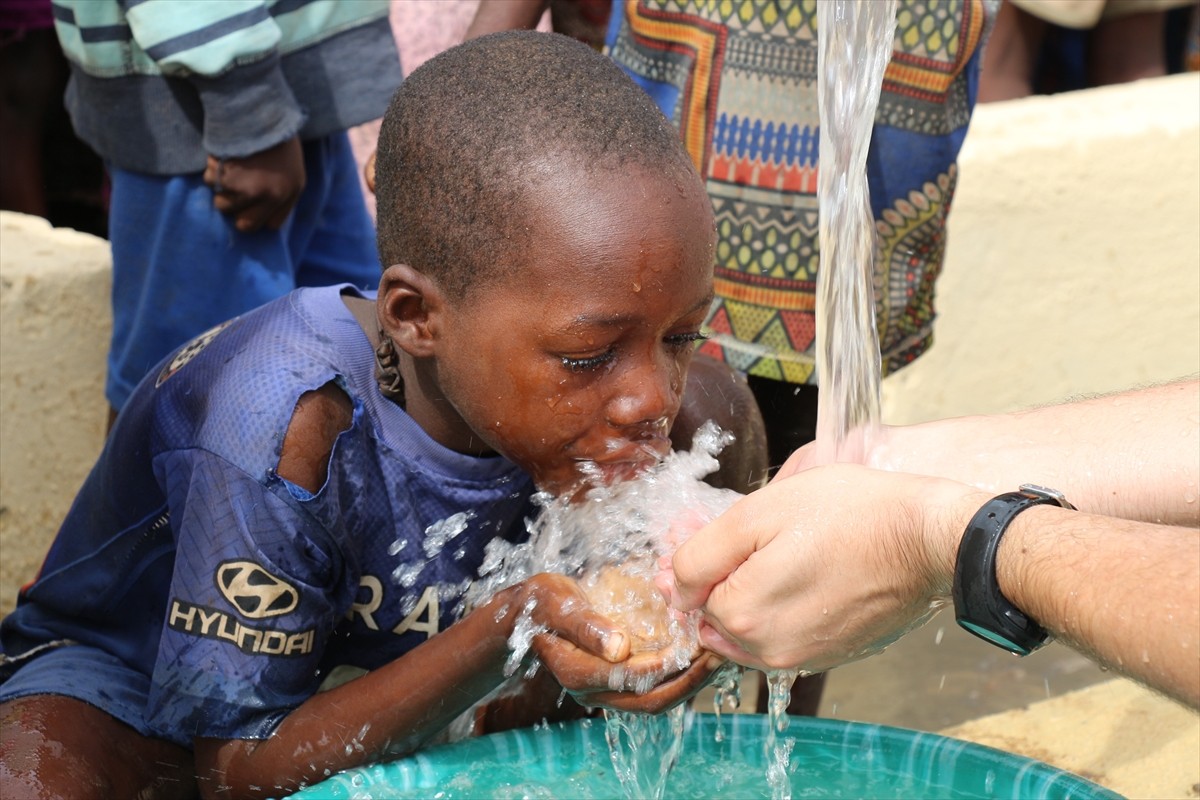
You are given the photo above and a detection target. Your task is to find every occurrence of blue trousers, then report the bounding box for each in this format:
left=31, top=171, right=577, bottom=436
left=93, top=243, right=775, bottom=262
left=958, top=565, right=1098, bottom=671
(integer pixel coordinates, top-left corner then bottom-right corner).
left=106, top=132, right=379, bottom=409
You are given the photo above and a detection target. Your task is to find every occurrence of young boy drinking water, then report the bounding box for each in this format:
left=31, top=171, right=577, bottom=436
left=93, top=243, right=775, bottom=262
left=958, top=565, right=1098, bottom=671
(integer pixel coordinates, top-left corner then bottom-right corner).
left=0, top=31, right=763, bottom=799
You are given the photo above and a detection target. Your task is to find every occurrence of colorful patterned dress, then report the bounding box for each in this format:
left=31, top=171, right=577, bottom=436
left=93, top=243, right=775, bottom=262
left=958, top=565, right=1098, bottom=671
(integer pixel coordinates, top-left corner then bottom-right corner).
left=605, top=0, right=997, bottom=383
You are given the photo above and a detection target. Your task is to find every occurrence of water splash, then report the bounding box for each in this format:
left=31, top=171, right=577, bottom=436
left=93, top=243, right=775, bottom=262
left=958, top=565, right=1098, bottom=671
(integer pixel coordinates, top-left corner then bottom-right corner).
left=708, top=662, right=746, bottom=743
left=465, top=421, right=742, bottom=671
left=421, top=510, right=474, bottom=558
left=752, top=3, right=897, bottom=797
left=461, top=423, right=743, bottom=798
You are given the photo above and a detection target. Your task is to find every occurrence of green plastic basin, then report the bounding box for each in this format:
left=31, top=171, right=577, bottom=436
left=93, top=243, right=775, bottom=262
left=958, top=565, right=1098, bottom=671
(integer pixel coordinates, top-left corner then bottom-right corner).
left=286, top=712, right=1123, bottom=799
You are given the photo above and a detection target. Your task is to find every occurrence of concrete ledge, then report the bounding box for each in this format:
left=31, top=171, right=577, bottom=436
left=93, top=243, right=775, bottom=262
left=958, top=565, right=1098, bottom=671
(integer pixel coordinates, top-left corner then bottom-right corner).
left=941, top=679, right=1200, bottom=799
left=0, top=212, right=111, bottom=614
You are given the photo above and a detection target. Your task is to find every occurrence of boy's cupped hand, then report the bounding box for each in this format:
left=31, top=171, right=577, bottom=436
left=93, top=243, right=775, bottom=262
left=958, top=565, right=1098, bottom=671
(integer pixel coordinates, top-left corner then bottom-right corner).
left=519, top=573, right=724, bottom=714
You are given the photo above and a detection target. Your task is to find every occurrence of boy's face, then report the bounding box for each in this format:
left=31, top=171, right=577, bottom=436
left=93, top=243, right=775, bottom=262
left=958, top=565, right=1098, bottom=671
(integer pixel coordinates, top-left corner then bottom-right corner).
left=430, top=163, right=715, bottom=495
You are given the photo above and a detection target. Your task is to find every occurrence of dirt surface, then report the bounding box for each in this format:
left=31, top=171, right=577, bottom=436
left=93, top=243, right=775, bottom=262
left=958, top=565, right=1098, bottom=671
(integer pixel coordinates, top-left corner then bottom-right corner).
left=943, top=679, right=1200, bottom=799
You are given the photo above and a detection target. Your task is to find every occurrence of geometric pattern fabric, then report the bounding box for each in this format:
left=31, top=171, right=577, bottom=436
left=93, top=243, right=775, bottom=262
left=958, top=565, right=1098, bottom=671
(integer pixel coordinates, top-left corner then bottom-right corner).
left=607, top=0, right=996, bottom=382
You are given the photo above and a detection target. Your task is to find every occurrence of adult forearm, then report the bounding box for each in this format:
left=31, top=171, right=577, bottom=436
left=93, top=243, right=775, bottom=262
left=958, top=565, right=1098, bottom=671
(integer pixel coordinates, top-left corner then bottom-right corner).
left=993, top=505, right=1199, bottom=707
left=874, top=379, right=1200, bottom=526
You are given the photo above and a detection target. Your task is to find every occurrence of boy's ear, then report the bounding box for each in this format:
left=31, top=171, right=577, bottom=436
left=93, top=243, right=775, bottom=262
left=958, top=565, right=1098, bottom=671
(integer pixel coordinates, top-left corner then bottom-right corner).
left=377, top=264, right=445, bottom=358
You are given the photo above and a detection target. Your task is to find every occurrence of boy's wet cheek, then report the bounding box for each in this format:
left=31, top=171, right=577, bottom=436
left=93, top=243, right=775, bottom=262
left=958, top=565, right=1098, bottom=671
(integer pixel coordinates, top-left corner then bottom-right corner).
left=547, top=398, right=587, bottom=416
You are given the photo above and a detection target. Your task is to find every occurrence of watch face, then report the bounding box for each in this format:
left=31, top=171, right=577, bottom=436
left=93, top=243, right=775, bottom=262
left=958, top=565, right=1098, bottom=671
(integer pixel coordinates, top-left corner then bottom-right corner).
left=958, top=619, right=1032, bottom=656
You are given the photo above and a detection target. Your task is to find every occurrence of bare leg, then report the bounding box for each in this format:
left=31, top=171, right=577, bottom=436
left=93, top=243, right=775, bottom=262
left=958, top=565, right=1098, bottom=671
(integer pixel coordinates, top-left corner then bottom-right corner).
left=1, top=695, right=197, bottom=800
left=979, top=1, right=1050, bottom=102
left=1089, top=10, right=1170, bottom=86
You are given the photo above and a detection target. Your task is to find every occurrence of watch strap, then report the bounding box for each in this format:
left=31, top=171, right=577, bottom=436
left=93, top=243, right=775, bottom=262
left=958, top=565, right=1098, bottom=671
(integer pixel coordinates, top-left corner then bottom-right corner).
left=952, top=485, right=1073, bottom=655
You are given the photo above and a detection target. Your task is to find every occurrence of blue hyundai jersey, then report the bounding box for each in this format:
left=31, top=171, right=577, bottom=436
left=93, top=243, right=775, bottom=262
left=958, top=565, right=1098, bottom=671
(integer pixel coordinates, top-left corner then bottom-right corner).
left=1, top=286, right=535, bottom=745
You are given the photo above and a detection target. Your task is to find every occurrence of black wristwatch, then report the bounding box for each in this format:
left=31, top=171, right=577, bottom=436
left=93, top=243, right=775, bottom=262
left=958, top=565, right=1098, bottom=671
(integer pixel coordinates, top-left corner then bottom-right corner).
left=952, top=484, right=1075, bottom=656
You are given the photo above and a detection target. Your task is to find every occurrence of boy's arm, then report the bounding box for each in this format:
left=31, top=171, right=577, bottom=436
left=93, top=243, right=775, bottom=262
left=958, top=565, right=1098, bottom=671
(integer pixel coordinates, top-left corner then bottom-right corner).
left=190, top=580, right=555, bottom=798
left=190, top=385, right=717, bottom=798
left=672, top=354, right=769, bottom=493
left=202, top=137, right=305, bottom=233
left=193, top=575, right=719, bottom=799
left=122, top=1, right=304, bottom=163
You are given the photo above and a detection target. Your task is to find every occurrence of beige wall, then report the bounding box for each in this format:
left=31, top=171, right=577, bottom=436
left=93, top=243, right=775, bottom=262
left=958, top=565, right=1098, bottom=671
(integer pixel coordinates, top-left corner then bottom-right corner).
left=1, top=73, right=1198, bottom=615
left=883, top=73, right=1200, bottom=423
left=1, top=213, right=111, bottom=613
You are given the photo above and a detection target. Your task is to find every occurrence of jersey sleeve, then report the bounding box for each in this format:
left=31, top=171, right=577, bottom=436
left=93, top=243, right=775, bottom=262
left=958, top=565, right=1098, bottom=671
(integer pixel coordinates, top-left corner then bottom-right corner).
left=144, top=447, right=351, bottom=743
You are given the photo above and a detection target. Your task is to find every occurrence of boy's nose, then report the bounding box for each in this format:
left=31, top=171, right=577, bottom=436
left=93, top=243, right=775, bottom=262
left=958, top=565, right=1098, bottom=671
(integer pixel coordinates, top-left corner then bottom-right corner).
left=605, top=356, right=682, bottom=430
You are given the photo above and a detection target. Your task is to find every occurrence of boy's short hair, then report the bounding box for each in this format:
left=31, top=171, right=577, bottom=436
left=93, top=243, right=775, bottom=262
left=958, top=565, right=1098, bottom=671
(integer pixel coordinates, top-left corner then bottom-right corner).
left=374, top=31, right=699, bottom=300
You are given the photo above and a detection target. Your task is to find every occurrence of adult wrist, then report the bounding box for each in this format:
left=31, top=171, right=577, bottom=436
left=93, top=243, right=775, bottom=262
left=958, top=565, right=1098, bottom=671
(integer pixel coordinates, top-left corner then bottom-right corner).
left=918, top=479, right=993, bottom=599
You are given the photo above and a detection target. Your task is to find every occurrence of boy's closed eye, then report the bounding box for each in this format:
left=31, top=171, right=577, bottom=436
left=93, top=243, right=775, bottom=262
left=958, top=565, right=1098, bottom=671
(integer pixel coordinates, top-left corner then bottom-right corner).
left=665, top=331, right=709, bottom=349
left=559, top=331, right=709, bottom=373
left=562, top=351, right=616, bottom=372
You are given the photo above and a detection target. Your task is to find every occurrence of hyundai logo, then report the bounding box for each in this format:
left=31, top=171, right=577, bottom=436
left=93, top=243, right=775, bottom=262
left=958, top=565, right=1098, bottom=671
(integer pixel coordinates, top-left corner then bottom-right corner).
left=216, top=561, right=299, bottom=619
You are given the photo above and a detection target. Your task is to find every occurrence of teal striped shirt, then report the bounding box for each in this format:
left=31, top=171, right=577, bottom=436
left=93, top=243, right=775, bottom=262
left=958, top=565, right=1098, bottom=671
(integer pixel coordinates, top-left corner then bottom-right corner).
left=52, top=0, right=401, bottom=173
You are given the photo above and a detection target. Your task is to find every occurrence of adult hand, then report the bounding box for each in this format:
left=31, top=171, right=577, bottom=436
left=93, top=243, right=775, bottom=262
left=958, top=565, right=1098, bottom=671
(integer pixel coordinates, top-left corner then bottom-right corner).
left=660, top=464, right=987, bottom=673
left=204, top=136, right=305, bottom=232
left=517, top=573, right=724, bottom=713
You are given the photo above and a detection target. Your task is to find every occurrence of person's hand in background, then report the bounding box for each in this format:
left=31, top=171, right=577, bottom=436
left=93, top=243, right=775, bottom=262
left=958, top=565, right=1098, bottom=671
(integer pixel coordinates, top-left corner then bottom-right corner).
left=204, top=136, right=305, bottom=232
